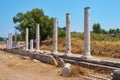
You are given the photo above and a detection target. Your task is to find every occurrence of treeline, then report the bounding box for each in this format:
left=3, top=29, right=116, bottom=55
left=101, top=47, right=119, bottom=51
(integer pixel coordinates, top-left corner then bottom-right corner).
left=92, top=23, right=120, bottom=34
left=13, top=8, right=120, bottom=41
left=0, top=37, right=5, bottom=41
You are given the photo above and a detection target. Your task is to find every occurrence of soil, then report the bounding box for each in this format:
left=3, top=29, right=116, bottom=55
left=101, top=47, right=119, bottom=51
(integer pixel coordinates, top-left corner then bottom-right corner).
left=0, top=43, right=112, bottom=80
left=0, top=50, right=88, bottom=80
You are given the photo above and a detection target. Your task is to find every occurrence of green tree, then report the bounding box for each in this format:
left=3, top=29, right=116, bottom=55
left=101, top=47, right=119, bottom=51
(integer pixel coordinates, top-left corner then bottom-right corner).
left=92, top=23, right=102, bottom=33
left=101, top=29, right=108, bottom=34
left=109, top=29, right=115, bottom=34
left=13, top=8, right=54, bottom=41
left=116, top=28, right=120, bottom=34
left=58, top=29, right=66, bottom=38
left=0, top=37, right=3, bottom=41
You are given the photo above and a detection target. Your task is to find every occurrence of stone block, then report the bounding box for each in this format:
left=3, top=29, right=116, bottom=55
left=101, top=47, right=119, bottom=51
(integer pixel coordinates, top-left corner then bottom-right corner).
left=33, top=54, right=57, bottom=65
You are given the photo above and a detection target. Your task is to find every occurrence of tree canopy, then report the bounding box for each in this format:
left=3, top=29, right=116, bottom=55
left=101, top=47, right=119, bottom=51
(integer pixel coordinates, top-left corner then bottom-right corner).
left=13, top=8, right=54, bottom=41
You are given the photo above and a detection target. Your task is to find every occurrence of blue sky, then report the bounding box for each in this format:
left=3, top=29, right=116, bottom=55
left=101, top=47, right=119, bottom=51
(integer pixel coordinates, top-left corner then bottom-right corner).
left=0, top=0, right=120, bottom=37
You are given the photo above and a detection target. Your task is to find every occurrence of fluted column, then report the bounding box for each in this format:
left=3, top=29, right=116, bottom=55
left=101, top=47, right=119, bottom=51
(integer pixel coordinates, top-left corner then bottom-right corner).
left=25, top=28, right=28, bottom=50
left=52, top=18, right=58, bottom=54
left=36, top=24, right=40, bottom=51
left=64, top=13, right=71, bottom=56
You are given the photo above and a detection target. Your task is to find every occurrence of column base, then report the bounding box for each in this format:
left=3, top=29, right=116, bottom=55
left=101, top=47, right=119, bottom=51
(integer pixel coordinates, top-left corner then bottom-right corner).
left=63, top=52, right=71, bottom=57
left=35, top=50, right=43, bottom=53
left=29, top=49, right=35, bottom=52
left=80, top=53, right=93, bottom=60
left=51, top=51, right=58, bottom=55
left=25, top=49, right=29, bottom=51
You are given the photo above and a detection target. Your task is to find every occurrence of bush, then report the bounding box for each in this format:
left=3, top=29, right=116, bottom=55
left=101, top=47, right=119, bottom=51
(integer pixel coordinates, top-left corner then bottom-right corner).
left=58, top=29, right=66, bottom=38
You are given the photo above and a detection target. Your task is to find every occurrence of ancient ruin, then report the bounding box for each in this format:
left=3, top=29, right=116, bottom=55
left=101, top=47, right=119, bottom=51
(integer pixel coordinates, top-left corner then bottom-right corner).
left=2, top=7, right=120, bottom=80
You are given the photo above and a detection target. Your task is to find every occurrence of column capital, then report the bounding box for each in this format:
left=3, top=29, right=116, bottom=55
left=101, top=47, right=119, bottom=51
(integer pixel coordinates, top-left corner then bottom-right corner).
left=84, top=7, right=90, bottom=9
left=66, top=13, right=70, bottom=15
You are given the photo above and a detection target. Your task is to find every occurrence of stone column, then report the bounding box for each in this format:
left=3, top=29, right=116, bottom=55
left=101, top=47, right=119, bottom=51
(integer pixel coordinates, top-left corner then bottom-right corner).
left=30, top=39, right=33, bottom=50
left=25, top=28, right=28, bottom=50
left=36, top=24, right=40, bottom=51
left=14, top=32, right=17, bottom=48
left=7, top=34, right=10, bottom=49
left=6, top=40, right=9, bottom=49
left=64, top=13, right=71, bottom=56
left=82, top=7, right=92, bottom=58
left=8, top=33, right=12, bottom=49
left=52, top=18, right=58, bottom=54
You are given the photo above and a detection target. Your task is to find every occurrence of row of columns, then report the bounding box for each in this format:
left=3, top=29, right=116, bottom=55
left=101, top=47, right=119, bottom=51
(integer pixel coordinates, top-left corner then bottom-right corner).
left=52, top=7, right=91, bottom=58
left=6, top=7, right=91, bottom=59
left=25, top=24, right=40, bottom=51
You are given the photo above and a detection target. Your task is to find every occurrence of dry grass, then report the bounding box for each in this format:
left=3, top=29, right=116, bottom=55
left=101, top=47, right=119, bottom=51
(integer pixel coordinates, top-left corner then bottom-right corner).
left=69, top=65, right=90, bottom=77
left=60, top=65, right=111, bottom=79
left=41, top=38, right=120, bottom=58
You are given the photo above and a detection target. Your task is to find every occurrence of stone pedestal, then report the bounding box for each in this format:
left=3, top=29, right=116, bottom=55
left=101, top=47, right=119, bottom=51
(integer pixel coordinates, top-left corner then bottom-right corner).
left=36, top=24, right=40, bottom=51
left=81, top=7, right=92, bottom=59
left=64, top=13, right=71, bottom=56
left=52, top=18, right=58, bottom=54
left=25, top=28, right=29, bottom=50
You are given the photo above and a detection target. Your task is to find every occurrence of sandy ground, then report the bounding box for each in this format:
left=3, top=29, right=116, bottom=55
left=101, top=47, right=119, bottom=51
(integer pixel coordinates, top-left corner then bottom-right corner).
left=0, top=50, right=88, bottom=80
left=0, top=43, right=84, bottom=80
left=0, top=42, right=114, bottom=80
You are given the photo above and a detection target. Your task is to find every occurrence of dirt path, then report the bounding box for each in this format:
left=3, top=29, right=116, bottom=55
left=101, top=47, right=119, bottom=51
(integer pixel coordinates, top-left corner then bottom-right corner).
left=0, top=50, right=87, bottom=80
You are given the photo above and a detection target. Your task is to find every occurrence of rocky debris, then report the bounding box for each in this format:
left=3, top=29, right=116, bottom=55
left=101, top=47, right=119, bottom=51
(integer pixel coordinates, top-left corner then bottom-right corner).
left=4, top=48, right=58, bottom=65
left=112, top=70, right=120, bottom=80
left=52, top=55, right=64, bottom=67
left=34, top=53, right=58, bottom=65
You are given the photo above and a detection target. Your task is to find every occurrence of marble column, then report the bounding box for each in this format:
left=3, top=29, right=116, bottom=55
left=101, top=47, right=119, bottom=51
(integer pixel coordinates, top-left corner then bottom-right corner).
left=36, top=24, right=40, bottom=51
left=30, top=39, right=33, bottom=50
left=6, top=40, right=9, bottom=49
left=25, top=28, right=28, bottom=50
left=8, top=33, right=12, bottom=49
left=83, top=7, right=92, bottom=58
left=14, top=32, right=17, bottom=48
left=64, top=13, right=71, bottom=56
left=52, top=18, right=58, bottom=54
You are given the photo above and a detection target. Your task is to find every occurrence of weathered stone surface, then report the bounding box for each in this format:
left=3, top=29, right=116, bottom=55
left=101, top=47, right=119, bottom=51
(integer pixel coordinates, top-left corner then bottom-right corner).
left=65, top=13, right=71, bottom=56
left=61, top=63, right=71, bottom=76
left=53, top=55, right=64, bottom=67
left=112, top=70, right=120, bottom=80
left=34, top=53, right=57, bottom=65
left=52, top=18, right=58, bottom=54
